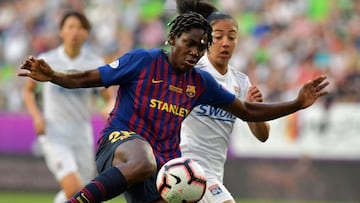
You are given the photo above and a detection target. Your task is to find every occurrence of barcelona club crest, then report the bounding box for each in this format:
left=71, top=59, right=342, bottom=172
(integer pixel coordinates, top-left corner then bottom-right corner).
left=186, top=85, right=196, bottom=97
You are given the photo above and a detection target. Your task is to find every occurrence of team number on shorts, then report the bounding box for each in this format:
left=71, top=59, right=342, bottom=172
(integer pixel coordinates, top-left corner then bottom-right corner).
left=209, top=184, right=222, bottom=196
left=108, top=131, right=135, bottom=143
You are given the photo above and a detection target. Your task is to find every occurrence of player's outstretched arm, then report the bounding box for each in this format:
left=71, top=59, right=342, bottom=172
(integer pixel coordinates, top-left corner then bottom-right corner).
left=18, top=56, right=103, bottom=88
left=223, top=75, right=329, bottom=122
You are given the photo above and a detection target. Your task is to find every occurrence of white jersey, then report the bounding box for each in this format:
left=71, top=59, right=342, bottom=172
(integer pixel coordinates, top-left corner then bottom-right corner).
left=39, top=45, right=104, bottom=146
left=180, top=54, right=250, bottom=182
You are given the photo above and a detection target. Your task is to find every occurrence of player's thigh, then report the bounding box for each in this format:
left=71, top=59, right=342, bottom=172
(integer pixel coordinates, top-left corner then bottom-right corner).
left=72, top=145, right=96, bottom=184
left=40, top=137, right=78, bottom=181
left=112, top=137, right=157, bottom=180
left=96, top=131, right=157, bottom=183
left=199, top=177, right=235, bottom=203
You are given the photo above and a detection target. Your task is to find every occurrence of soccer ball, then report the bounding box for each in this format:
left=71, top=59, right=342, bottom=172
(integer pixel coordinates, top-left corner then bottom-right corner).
left=156, top=157, right=207, bottom=203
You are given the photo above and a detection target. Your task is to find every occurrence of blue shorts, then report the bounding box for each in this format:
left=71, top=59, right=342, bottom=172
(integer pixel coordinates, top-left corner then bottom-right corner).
left=95, top=130, right=162, bottom=203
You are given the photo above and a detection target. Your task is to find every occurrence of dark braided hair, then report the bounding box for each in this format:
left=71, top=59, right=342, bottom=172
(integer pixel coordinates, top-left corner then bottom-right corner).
left=167, top=11, right=213, bottom=50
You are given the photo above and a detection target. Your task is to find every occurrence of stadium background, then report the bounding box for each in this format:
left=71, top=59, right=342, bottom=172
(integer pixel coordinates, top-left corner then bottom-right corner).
left=0, top=0, right=359, bottom=202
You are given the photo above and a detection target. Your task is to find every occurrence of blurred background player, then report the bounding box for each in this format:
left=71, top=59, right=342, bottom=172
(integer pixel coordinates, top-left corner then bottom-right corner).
left=180, top=9, right=270, bottom=203
left=22, top=10, right=114, bottom=203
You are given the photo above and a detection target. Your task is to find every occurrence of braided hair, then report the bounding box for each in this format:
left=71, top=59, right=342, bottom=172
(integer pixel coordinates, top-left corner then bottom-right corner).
left=167, top=11, right=213, bottom=50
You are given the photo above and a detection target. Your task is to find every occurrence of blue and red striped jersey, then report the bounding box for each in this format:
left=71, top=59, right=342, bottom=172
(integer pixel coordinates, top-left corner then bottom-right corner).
left=98, top=48, right=235, bottom=167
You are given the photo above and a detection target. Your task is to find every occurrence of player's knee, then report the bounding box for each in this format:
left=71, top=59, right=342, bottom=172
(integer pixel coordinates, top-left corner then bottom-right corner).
left=132, top=139, right=157, bottom=176
left=129, top=151, right=157, bottom=181
left=139, top=156, right=157, bottom=176
left=118, top=153, right=156, bottom=184
left=114, top=139, right=157, bottom=182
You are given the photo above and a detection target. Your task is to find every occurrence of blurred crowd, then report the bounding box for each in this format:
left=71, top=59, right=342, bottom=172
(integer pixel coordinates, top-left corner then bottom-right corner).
left=1, top=0, right=360, bottom=112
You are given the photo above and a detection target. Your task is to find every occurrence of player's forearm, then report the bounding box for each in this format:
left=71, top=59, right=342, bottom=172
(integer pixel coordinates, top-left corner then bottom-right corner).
left=23, top=89, right=42, bottom=119
left=225, top=98, right=301, bottom=122
left=51, top=69, right=103, bottom=89
left=245, top=100, right=301, bottom=121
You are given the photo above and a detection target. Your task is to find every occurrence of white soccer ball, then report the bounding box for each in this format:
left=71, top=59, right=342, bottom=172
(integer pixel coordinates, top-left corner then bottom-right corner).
left=156, top=157, right=207, bottom=203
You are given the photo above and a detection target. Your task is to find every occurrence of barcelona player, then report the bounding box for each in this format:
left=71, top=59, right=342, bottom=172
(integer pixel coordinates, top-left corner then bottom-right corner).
left=18, top=1, right=329, bottom=202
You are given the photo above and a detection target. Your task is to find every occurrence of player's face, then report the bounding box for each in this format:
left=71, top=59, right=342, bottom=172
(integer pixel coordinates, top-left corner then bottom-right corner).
left=60, top=16, right=89, bottom=49
left=170, top=28, right=208, bottom=73
left=207, top=19, right=238, bottom=68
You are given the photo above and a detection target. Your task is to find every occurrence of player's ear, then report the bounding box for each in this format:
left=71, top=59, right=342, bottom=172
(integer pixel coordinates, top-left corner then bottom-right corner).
left=168, top=34, right=175, bottom=46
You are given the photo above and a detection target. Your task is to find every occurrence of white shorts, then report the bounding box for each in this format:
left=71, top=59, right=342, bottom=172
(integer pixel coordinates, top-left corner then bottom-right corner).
left=199, top=176, right=234, bottom=203
left=38, top=136, right=96, bottom=184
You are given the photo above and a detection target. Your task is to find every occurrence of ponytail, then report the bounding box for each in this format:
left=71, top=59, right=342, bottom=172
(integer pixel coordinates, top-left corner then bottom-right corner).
left=176, top=0, right=218, bottom=20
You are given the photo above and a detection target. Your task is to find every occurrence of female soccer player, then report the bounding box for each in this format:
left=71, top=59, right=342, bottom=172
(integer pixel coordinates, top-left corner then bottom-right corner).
left=18, top=1, right=328, bottom=202
left=180, top=10, right=270, bottom=203
left=22, top=11, right=114, bottom=203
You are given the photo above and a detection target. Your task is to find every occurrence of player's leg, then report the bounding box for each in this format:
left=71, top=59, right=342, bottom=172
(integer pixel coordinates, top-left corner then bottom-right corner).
left=111, top=138, right=157, bottom=183
left=54, top=190, right=66, bottom=203
left=67, top=132, right=157, bottom=203
left=59, top=173, right=83, bottom=198
left=72, top=144, right=97, bottom=185
left=152, top=199, right=167, bottom=203
left=123, top=168, right=166, bottom=202
left=199, top=176, right=235, bottom=203
left=39, top=136, right=84, bottom=199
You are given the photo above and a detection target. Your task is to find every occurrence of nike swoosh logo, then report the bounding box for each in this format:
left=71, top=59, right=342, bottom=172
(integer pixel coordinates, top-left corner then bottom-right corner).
left=79, top=192, right=90, bottom=203
left=170, top=173, right=181, bottom=184
left=152, top=78, right=163, bottom=84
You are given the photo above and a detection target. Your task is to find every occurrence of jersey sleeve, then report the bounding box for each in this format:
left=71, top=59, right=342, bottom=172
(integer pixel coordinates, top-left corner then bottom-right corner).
left=197, top=70, right=236, bottom=107
left=98, top=49, right=150, bottom=87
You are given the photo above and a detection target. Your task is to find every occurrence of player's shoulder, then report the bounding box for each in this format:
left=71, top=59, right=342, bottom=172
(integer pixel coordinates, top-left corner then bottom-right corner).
left=37, top=47, right=58, bottom=60
left=192, top=66, right=215, bottom=82
left=228, top=65, right=250, bottom=81
left=194, top=56, right=208, bottom=69
left=83, top=49, right=103, bottom=60
left=123, top=48, right=163, bottom=62
left=193, top=66, right=209, bottom=75
left=128, top=48, right=162, bottom=57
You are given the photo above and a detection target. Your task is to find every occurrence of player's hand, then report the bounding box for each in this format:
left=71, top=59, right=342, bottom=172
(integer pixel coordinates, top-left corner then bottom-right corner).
left=246, top=86, right=263, bottom=103
left=18, top=56, right=54, bottom=82
left=296, top=75, right=329, bottom=109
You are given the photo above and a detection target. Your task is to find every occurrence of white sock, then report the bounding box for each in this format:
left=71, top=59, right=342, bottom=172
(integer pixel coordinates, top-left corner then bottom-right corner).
left=53, top=190, right=67, bottom=203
